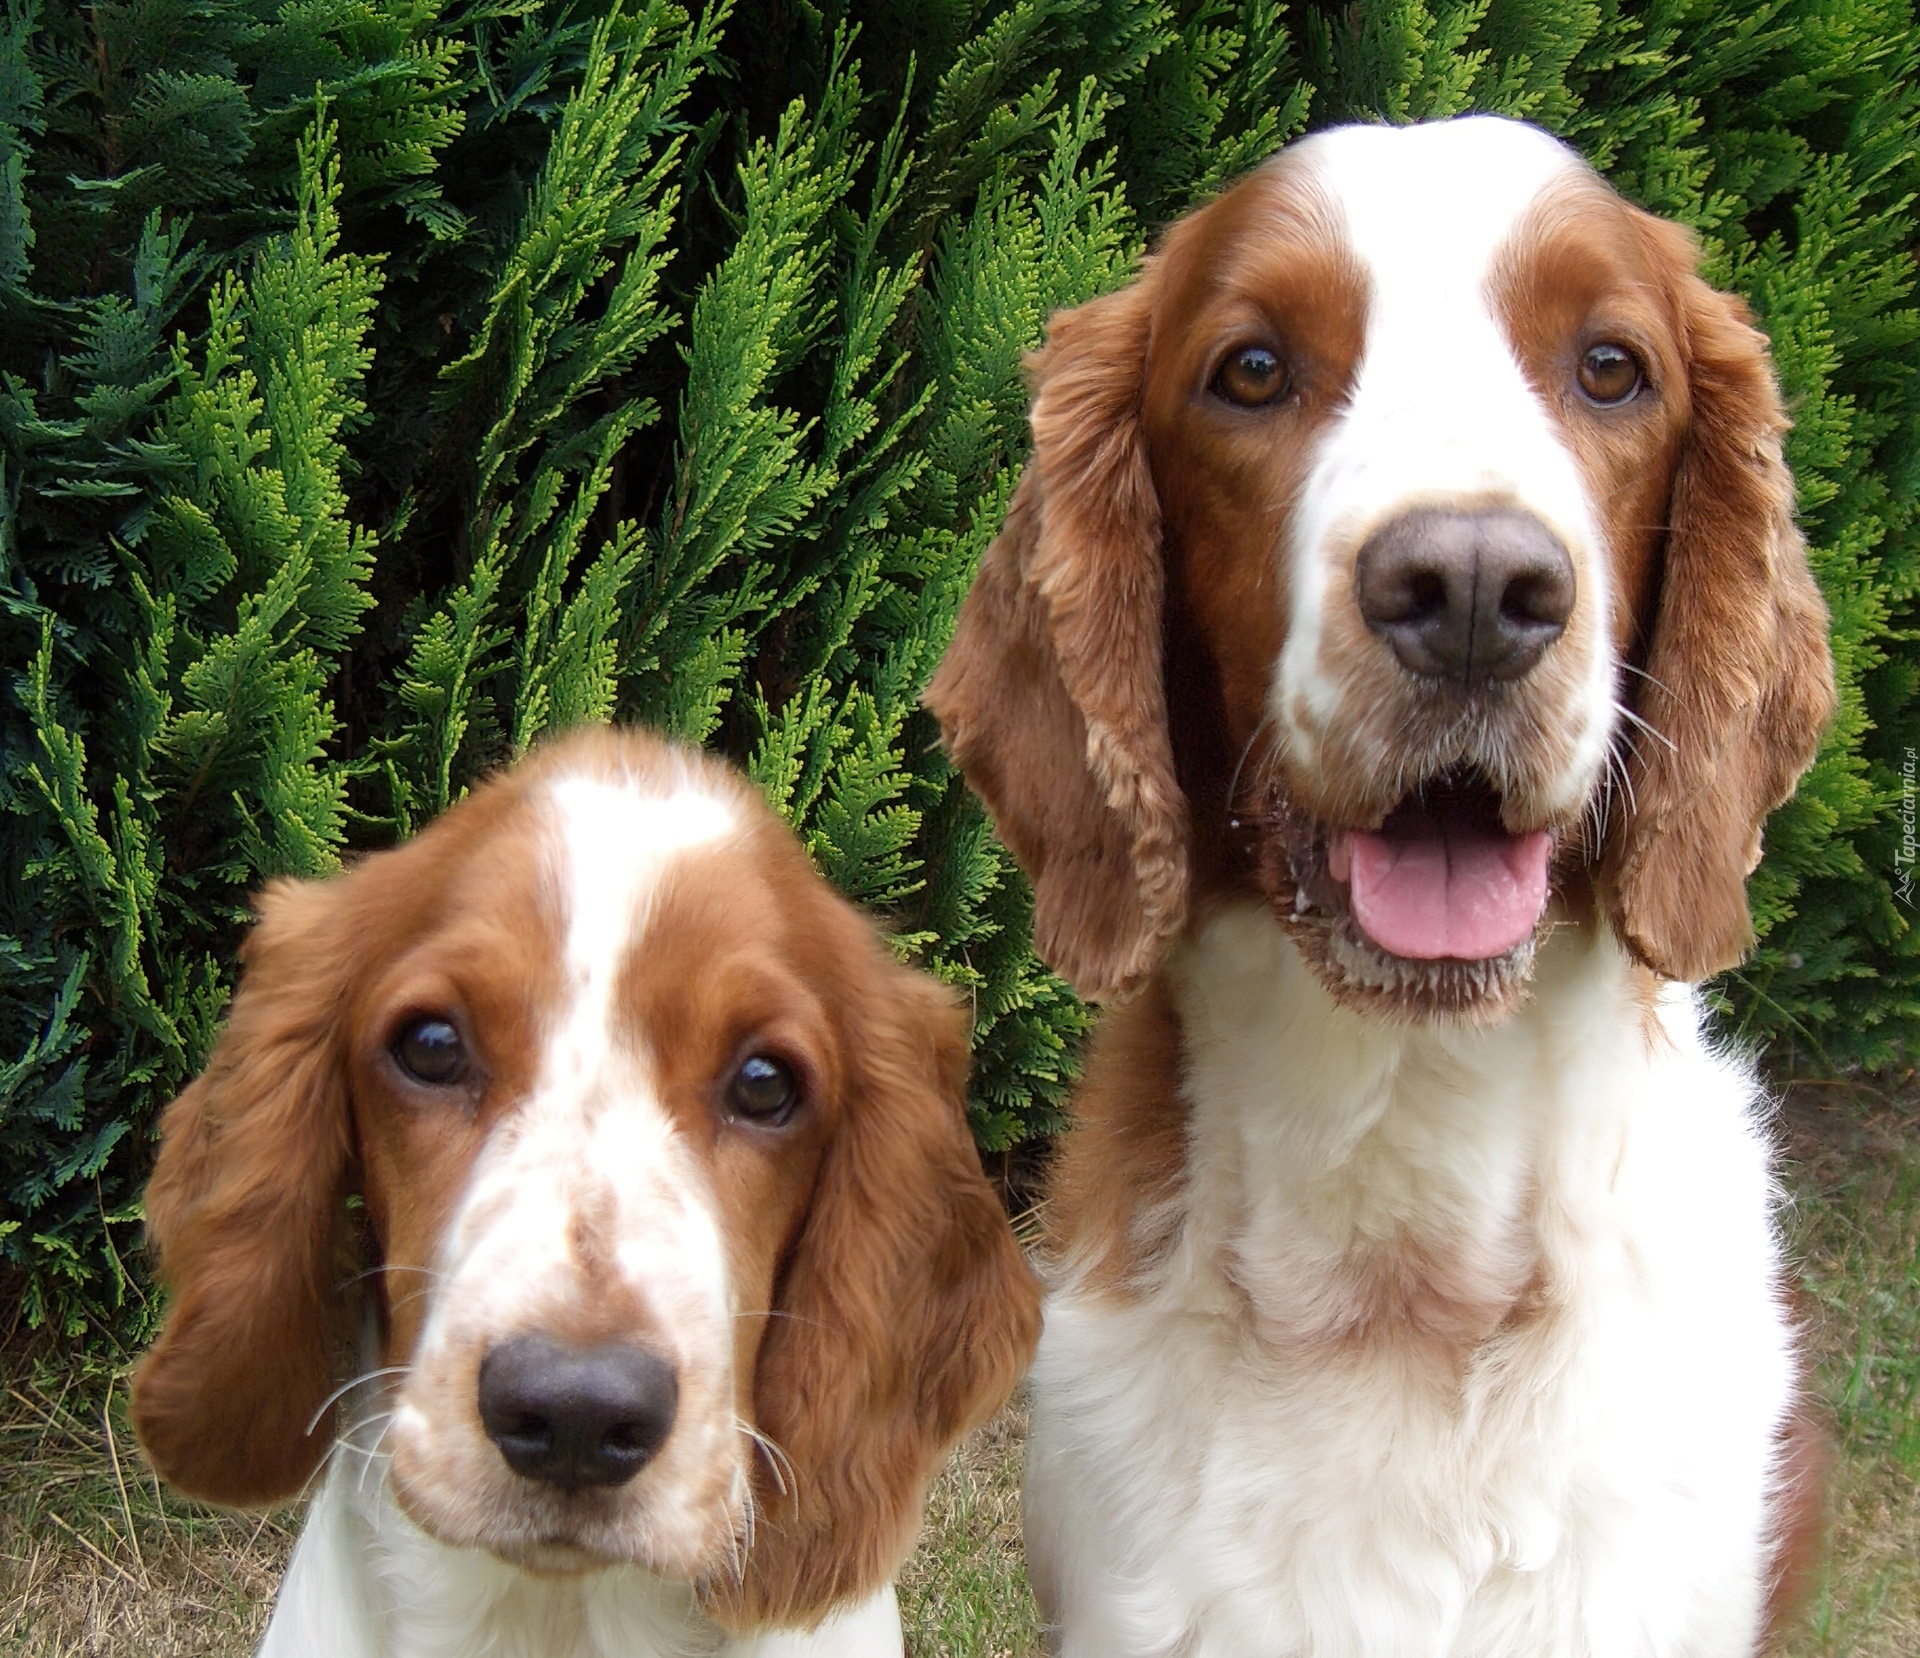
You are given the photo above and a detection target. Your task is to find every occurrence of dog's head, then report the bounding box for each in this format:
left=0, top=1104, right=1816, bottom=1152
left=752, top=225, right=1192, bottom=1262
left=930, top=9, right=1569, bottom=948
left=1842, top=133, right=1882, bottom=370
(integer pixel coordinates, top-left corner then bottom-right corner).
left=131, top=728, right=1038, bottom=1631
left=928, top=116, right=1833, bottom=1020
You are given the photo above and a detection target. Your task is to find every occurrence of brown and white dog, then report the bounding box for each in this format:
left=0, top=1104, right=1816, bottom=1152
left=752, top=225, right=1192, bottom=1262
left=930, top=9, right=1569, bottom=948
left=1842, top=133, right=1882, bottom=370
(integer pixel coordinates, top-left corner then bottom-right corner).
left=929, top=116, right=1833, bottom=1656
left=132, top=728, right=1039, bottom=1658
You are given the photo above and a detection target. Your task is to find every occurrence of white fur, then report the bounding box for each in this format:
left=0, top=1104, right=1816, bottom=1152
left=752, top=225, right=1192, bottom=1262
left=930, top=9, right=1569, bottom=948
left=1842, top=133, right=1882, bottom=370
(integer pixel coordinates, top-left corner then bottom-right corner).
left=1025, top=117, right=1800, bottom=1656
left=1274, top=118, right=1618, bottom=821
left=258, top=764, right=906, bottom=1657
left=260, top=1453, right=902, bottom=1658
left=1026, top=905, right=1796, bottom=1657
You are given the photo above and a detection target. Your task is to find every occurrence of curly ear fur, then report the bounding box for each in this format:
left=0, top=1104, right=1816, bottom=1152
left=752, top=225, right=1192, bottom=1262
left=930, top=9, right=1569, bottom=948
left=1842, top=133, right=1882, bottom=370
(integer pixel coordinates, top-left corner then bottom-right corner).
left=711, top=958, right=1042, bottom=1632
left=925, top=274, right=1188, bottom=1003
left=1602, top=218, right=1836, bottom=982
left=131, top=878, right=356, bottom=1506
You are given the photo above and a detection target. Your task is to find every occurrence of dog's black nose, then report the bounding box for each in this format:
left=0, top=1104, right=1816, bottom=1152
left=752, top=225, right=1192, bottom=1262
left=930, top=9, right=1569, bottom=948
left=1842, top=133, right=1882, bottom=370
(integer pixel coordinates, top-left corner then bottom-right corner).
left=477, top=1335, right=678, bottom=1491
left=1354, top=507, right=1575, bottom=686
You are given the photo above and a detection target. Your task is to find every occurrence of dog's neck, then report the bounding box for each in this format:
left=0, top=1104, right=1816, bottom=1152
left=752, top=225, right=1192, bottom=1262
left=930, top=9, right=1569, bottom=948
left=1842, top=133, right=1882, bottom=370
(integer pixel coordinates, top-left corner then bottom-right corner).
left=270, top=1414, right=722, bottom=1658
left=1162, top=899, right=1656, bottom=1355
left=365, top=1480, right=716, bottom=1658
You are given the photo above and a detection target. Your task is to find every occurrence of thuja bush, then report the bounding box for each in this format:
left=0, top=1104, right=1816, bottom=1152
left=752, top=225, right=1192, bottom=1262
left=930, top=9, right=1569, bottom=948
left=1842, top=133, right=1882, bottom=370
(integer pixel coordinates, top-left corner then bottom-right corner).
left=2, top=0, right=1915, bottom=1339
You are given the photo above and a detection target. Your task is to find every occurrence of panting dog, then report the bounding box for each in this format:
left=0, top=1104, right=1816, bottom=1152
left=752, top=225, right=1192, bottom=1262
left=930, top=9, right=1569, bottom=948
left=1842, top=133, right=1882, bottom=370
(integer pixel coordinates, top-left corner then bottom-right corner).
left=929, top=115, right=1832, bottom=1657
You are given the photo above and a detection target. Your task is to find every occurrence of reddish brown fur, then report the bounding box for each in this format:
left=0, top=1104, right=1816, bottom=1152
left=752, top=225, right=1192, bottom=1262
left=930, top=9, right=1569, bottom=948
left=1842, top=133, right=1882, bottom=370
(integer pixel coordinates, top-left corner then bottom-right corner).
left=925, top=277, right=1189, bottom=1004
left=1492, top=175, right=1693, bottom=658
left=133, top=879, right=370, bottom=1506
left=1143, top=167, right=1368, bottom=769
left=1039, top=974, right=1189, bottom=1292
left=1594, top=214, right=1836, bottom=981
left=1762, top=1386, right=1832, bottom=1649
left=132, top=727, right=1039, bottom=1628
left=710, top=944, right=1038, bottom=1628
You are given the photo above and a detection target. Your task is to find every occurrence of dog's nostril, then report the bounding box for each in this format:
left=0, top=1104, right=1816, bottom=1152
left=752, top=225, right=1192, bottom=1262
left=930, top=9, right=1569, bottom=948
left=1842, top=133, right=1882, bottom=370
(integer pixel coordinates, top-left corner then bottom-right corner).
left=1501, top=566, right=1576, bottom=631
left=1355, top=507, right=1574, bottom=686
left=1405, top=569, right=1449, bottom=622
left=477, top=1335, right=679, bottom=1493
left=601, top=1420, right=652, bottom=1456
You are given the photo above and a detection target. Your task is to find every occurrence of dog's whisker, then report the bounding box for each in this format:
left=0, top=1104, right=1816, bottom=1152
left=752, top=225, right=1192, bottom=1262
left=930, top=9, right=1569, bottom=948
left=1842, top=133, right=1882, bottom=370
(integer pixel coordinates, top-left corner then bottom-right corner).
left=1228, top=712, right=1280, bottom=818
left=736, top=1416, right=796, bottom=1500
left=730, top=1308, right=835, bottom=1333
left=304, top=1368, right=410, bottom=1437
left=1615, top=659, right=1676, bottom=698
left=337, top=1262, right=450, bottom=1291
left=1611, top=697, right=1676, bottom=754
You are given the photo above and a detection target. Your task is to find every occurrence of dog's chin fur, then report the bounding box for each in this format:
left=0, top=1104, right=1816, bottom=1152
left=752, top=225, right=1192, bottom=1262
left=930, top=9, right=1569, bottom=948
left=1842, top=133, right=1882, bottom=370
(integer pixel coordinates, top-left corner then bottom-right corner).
left=387, top=1491, right=738, bottom=1587
left=1281, top=908, right=1541, bottom=1025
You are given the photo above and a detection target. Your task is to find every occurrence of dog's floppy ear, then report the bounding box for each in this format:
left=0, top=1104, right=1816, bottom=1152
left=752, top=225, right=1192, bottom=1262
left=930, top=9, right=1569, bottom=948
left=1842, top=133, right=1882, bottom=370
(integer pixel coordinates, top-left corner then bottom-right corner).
left=926, top=271, right=1188, bottom=1003
left=1601, top=217, right=1835, bottom=982
left=711, top=946, right=1041, bottom=1632
left=132, top=877, right=357, bottom=1506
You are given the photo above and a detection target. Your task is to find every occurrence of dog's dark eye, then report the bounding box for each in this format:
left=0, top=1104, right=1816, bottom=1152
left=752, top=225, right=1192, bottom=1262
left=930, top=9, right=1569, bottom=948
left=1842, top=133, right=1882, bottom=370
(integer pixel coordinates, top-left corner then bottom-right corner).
left=1576, top=342, right=1642, bottom=405
left=726, top=1054, right=799, bottom=1124
left=393, top=1017, right=467, bottom=1085
left=1212, top=345, right=1290, bottom=407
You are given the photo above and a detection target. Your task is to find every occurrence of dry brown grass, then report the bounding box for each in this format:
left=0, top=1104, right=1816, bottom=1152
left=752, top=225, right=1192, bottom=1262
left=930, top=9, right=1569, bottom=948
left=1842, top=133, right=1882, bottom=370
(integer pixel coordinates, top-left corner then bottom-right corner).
left=2, top=1078, right=1913, bottom=1655
left=899, top=1397, right=1042, bottom=1658
left=0, top=1367, right=1035, bottom=1657
left=0, top=1351, right=293, bottom=1656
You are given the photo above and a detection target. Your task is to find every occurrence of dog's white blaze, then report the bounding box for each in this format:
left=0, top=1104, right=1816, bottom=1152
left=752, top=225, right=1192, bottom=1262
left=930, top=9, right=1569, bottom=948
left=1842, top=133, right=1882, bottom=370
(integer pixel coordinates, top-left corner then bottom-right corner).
left=1273, top=118, right=1617, bottom=812
left=395, top=768, right=742, bottom=1553
left=552, top=775, right=738, bottom=1020
left=433, top=774, right=739, bottom=1319
left=539, top=773, right=739, bottom=1317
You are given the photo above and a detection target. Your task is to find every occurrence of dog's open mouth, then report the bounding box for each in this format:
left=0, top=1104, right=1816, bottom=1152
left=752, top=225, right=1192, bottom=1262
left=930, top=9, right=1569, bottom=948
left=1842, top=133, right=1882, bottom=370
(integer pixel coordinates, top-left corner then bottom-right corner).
left=1329, top=778, right=1552, bottom=961
left=1272, top=771, right=1557, bottom=1017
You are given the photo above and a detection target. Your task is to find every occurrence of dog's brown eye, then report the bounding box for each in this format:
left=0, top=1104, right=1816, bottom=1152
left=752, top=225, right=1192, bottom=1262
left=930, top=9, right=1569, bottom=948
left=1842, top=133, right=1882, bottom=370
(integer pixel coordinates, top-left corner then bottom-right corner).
left=727, top=1054, right=799, bottom=1124
left=1577, top=342, right=1642, bottom=405
left=393, top=1017, right=467, bottom=1085
left=1212, top=345, right=1290, bottom=407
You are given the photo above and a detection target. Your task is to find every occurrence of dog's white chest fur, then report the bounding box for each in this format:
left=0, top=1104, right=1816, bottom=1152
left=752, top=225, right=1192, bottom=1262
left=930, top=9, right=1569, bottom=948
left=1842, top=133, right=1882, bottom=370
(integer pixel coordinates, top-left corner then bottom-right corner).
left=260, top=1455, right=904, bottom=1658
left=1023, top=904, right=1796, bottom=1658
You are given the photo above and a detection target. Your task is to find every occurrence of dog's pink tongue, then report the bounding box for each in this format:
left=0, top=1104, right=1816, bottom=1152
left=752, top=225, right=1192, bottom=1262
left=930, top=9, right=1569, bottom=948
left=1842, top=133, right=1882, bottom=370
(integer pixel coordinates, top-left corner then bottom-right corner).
left=1333, top=822, right=1552, bottom=961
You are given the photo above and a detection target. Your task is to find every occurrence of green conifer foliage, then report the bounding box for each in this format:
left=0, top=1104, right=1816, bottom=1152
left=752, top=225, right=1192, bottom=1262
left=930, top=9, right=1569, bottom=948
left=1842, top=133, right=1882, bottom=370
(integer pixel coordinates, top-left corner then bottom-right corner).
left=2, top=0, right=1914, bottom=1338
left=4, top=107, right=384, bottom=1331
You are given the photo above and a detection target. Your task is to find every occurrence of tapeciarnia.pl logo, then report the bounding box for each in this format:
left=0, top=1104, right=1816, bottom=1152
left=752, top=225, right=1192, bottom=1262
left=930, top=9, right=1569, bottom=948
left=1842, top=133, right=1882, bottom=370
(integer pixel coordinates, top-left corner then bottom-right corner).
left=1897, top=747, right=1917, bottom=908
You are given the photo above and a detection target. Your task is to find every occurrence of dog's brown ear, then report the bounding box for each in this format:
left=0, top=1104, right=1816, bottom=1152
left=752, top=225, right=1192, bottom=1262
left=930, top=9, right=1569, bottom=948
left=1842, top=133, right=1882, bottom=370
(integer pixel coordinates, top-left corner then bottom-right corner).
left=1602, top=218, right=1835, bottom=982
left=926, top=272, right=1188, bottom=1002
left=132, top=878, right=356, bottom=1506
left=712, top=944, right=1041, bottom=1632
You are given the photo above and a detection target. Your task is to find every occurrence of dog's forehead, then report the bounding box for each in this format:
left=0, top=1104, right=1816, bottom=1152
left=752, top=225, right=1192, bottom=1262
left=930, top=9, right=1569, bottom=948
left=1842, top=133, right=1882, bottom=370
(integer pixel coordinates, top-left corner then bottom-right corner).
left=428, top=767, right=753, bottom=1270
left=1288, top=117, right=1585, bottom=295
left=542, top=766, right=742, bottom=971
